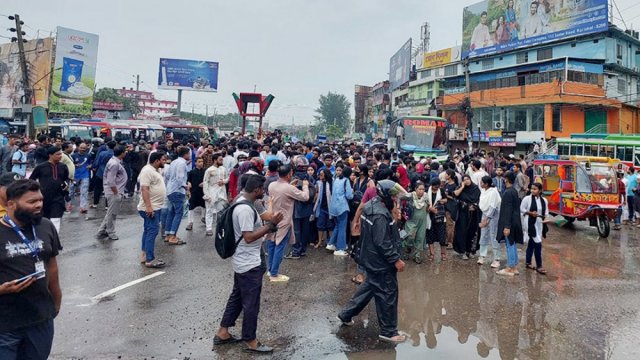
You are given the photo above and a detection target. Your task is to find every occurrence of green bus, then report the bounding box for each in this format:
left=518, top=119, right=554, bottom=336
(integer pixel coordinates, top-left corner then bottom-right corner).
left=557, top=135, right=640, bottom=167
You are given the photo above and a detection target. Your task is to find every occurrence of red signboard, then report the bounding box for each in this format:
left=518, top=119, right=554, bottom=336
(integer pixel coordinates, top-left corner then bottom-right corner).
left=93, top=101, right=124, bottom=111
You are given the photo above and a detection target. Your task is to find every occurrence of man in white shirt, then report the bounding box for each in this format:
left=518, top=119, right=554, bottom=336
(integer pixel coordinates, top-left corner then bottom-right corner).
left=471, top=160, right=489, bottom=185
left=521, top=1, right=543, bottom=39
left=203, top=153, right=229, bottom=235
left=470, top=11, right=493, bottom=50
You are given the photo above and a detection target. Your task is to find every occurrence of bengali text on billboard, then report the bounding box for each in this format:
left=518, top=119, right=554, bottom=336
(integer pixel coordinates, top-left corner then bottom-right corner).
left=389, top=39, right=412, bottom=91
left=158, top=58, right=219, bottom=92
left=0, top=37, right=54, bottom=113
left=423, top=46, right=462, bottom=69
left=462, top=0, right=608, bottom=58
left=49, top=27, right=100, bottom=115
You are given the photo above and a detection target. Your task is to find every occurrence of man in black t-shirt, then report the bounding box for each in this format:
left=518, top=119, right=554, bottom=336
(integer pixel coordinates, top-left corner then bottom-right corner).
left=0, top=179, right=62, bottom=359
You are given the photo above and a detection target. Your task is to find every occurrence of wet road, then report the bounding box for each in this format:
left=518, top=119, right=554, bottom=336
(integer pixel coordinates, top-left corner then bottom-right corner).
left=50, top=198, right=640, bottom=359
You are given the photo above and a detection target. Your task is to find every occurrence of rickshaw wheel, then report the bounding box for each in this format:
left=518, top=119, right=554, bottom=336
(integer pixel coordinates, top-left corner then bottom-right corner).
left=596, top=215, right=610, bottom=238
left=563, top=216, right=576, bottom=224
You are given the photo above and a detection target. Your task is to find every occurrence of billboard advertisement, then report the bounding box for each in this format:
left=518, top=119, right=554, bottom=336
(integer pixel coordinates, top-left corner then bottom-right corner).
left=423, top=46, right=462, bottom=69
left=158, top=58, right=219, bottom=92
left=49, top=27, right=100, bottom=114
left=0, top=37, right=54, bottom=112
left=389, top=39, right=412, bottom=91
left=462, top=0, right=608, bottom=58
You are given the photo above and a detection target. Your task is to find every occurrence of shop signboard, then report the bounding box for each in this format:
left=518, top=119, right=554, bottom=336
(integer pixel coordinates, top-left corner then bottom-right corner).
left=423, top=46, right=461, bottom=69
left=462, top=0, right=608, bottom=58
left=487, top=130, right=516, bottom=146
left=49, top=27, right=100, bottom=114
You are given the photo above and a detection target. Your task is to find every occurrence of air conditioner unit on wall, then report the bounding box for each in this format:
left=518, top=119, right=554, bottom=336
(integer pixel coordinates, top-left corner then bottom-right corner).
left=494, top=120, right=503, bottom=129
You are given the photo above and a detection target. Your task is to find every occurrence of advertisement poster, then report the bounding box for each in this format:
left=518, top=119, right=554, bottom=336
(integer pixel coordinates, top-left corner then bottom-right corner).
left=0, top=37, right=54, bottom=112
left=49, top=27, right=100, bottom=114
left=423, top=46, right=462, bottom=69
left=462, top=0, right=608, bottom=58
left=389, top=39, right=412, bottom=91
left=158, top=58, right=219, bottom=92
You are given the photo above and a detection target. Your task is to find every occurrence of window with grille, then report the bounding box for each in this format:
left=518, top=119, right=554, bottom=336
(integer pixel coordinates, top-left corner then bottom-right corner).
left=517, top=52, right=528, bottom=64
left=444, top=64, right=457, bottom=76
left=482, top=58, right=494, bottom=70
left=537, top=48, right=552, bottom=61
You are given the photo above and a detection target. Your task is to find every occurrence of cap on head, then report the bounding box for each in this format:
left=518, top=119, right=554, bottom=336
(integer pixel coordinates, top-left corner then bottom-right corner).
left=0, top=172, right=20, bottom=187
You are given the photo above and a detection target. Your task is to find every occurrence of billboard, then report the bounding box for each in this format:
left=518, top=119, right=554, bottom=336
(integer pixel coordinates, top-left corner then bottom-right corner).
left=423, top=46, right=462, bottom=69
left=158, top=58, right=219, bottom=92
left=462, top=0, right=608, bottom=58
left=0, top=37, right=54, bottom=112
left=49, top=27, right=100, bottom=114
left=389, top=39, right=412, bottom=91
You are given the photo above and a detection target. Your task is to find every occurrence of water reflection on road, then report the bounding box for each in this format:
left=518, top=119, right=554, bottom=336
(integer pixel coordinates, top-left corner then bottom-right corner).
left=336, top=223, right=640, bottom=360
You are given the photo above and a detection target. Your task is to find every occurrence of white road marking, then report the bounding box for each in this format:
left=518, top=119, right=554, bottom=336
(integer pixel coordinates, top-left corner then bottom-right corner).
left=90, top=271, right=165, bottom=302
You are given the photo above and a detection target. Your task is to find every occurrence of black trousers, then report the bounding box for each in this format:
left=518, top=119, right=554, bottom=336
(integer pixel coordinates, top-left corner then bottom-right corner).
left=338, top=270, right=399, bottom=337
left=126, top=169, right=140, bottom=195
left=220, top=265, right=265, bottom=341
left=93, top=176, right=104, bottom=206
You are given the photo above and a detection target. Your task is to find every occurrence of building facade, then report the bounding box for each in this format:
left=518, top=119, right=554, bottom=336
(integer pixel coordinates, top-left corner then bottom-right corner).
left=117, top=88, right=178, bottom=119
left=440, top=26, right=640, bottom=150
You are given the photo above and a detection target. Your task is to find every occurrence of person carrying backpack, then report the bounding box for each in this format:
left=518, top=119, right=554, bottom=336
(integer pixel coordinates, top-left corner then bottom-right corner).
left=214, top=174, right=283, bottom=354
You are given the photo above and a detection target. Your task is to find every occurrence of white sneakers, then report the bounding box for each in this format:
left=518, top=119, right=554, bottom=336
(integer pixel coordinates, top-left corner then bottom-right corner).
left=325, top=244, right=337, bottom=251
left=333, top=250, right=349, bottom=256
left=490, top=260, right=501, bottom=268
left=477, top=256, right=485, bottom=265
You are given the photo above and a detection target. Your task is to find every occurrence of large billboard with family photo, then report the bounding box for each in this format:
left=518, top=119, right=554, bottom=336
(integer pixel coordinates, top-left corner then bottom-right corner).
left=462, top=0, right=608, bottom=58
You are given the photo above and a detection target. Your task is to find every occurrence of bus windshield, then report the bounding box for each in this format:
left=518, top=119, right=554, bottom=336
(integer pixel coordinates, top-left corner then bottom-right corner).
left=399, top=117, right=447, bottom=151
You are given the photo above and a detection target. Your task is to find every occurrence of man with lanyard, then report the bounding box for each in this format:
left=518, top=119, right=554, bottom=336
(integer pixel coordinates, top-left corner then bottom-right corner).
left=0, top=179, right=62, bottom=359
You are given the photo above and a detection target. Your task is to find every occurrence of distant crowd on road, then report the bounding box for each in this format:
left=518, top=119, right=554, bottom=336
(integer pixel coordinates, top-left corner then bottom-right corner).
left=7, top=127, right=636, bottom=356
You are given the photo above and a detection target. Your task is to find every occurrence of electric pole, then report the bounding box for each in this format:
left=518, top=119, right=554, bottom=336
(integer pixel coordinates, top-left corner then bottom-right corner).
left=134, top=74, right=140, bottom=91
left=10, top=14, right=33, bottom=137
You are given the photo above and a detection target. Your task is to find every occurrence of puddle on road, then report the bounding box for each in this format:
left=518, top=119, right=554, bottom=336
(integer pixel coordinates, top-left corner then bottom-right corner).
left=326, top=224, right=640, bottom=359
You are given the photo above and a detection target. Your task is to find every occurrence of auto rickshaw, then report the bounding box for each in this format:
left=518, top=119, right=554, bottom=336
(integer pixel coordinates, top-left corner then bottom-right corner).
left=532, top=157, right=622, bottom=238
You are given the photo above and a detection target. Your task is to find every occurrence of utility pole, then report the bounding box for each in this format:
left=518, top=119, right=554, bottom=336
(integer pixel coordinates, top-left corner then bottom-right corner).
left=206, top=105, right=209, bottom=127
left=134, top=74, right=140, bottom=91
left=11, top=15, right=33, bottom=137
left=176, top=89, right=182, bottom=119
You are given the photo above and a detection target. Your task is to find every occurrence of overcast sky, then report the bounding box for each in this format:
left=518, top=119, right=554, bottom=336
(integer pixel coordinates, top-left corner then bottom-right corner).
left=3, top=0, right=639, bottom=126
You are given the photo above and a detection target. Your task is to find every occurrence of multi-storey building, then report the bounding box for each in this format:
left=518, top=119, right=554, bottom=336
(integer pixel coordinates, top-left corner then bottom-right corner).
left=117, top=88, right=178, bottom=119
left=441, top=26, right=640, bottom=151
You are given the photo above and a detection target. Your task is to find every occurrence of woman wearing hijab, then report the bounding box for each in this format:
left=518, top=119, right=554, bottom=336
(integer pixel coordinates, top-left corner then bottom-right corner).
left=453, top=174, right=481, bottom=259
left=185, top=157, right=206, bottom=231
left=520, top=182, right=549, bottom=275
left=401, top=181, right=428, bottom=263
left=478, top=176, right=502, bottom=268
left=426, top=178, right=448, bottom=262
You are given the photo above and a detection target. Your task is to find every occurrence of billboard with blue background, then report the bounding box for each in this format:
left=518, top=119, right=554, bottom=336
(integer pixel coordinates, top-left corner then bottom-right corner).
left=158, top=58, right=219, bottom=92
left=389, top=39, right=412, bottom=91
left=462, top=0, right=608, bottom=58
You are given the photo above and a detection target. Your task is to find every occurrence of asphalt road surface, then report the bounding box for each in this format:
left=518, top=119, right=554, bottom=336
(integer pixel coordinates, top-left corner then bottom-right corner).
left=49, top=198, right=640, bottom=359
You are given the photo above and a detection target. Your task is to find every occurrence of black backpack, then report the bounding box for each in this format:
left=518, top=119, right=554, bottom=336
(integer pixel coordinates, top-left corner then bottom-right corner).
left=215, top=200, right=258, bottom=259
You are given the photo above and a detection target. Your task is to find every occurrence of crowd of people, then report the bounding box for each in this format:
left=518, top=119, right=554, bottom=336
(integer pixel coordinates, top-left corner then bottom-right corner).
left=0, top=128, right=561, bottom=356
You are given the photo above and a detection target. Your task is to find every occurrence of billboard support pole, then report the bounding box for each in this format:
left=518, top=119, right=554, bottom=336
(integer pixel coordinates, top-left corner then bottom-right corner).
left=176, top=89, right=182, bottom=119
left=14, top=14, right=34, bottom=138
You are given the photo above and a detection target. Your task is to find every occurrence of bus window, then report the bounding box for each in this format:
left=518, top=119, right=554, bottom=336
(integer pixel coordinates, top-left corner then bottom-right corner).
left=635, top=147, right=640, bottom=167
left=600, top=145, right=614, bottom=158
left=570, top=144, right=582, bottom=156
left=558, top=144, right=570, bottom=156
left=616, top=146, right=625, bottom=161
left=625, top=147, right=634, bottom=162
left=583, top=144, right=592, bottom=156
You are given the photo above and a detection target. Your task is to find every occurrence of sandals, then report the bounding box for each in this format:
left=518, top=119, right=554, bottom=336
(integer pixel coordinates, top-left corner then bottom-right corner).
left=185, top=223, right=193, bottom=231
left=351, top=275, right=364, bottom=285
left=536, top=268, right=547, bottom=275
left=441, top=252, right=447, bottom=261
left=145, top=259, right=165, bottom=268
left=378, top=334, right=407, bottom=344
left=526, top=264, right=536, bottom=270
left=168, top=239, right=187, bottom=245
left=427, top=253, right=434, bottom=262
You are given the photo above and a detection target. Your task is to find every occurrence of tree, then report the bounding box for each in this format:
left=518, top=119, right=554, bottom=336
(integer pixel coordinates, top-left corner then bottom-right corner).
left=93, top=87, right=140, bottom=114
left=326, top=124, right=345, bottom=140
left=314, top=92, right=351, bottom=131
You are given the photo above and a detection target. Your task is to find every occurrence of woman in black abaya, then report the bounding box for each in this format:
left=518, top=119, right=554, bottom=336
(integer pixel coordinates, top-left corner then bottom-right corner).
left=453, top=174, right=481, bottom=259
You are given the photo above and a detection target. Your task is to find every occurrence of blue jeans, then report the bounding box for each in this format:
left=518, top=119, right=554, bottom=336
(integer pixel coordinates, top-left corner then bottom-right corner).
left=165, top=192, right=186, bottom=235
left=139, top=209, right=162, bottom=262
left=292, top=217, right=312, bottom=256
left=628, top=195, right=635, bottom=221
left=328, top=212, right=348, bottom=251
left=267, top=230, right=290, bottom=276
left=0, top=319, right=54, bottom=360
left=615, top=206, right=622, bottom=225
left=505, top=237, right=518, bottom=268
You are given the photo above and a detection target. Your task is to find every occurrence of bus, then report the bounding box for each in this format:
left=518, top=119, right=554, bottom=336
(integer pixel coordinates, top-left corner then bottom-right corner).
left=389, top=116, right=448, bottom=160
left=162, top=124, right=210, bottom=142
left=556, top=135, right=640, bottom=168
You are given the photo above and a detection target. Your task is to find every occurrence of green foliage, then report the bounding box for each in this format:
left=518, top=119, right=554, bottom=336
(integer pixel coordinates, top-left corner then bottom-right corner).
left=93, top=87, right=141, bottom=114
left=314, top=92, right=351, bottom=131
left=326, top=124, right=345, bottom=140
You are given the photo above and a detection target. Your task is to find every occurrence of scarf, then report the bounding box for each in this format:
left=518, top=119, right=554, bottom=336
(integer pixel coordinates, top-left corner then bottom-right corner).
left=527, top=195, right=547, bottom=239
left=412, top=192, right=427, bottom=210
left=458, top=183, right=480, bottom=206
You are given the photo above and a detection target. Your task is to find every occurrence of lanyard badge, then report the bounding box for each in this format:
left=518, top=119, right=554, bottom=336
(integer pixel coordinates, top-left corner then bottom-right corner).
left=3, top=215, right=46, bottom=279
